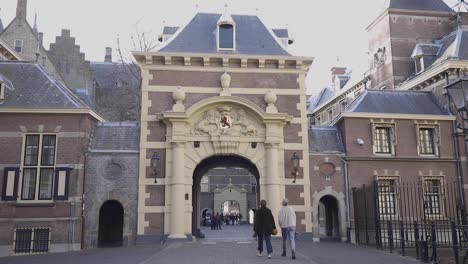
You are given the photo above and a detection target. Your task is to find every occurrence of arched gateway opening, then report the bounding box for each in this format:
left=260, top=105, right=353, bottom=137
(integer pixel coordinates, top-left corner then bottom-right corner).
left=98, top=200, right=124, bottom=247
left=318, top=195, right=340, bottom=240
left=192, top=155, right=259, bottom=238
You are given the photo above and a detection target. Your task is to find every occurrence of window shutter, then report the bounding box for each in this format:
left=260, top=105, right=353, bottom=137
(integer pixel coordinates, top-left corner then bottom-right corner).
left=2, top=167, right=19, bottom=201
left=54, top=168, right=71, bottom=200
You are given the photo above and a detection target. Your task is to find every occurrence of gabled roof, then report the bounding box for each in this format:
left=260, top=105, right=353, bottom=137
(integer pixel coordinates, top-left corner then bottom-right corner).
left=387, top=0, right=452, bottom=13
left=158, top=13, right=290, bottom=56
left=346, top=90, right=449, bottom=115
left=309, top=126, right=344, bottom=154
left=0, top=61, right=89, bottom=109
left=307, top=87, right=335, bottom=113
left=89, top=122, right=139, bottom=152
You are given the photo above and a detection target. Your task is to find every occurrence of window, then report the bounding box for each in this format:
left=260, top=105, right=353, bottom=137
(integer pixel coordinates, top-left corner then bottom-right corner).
left=316, top=116, right=321, bottom=125
left=14, top=40, right=23, bottom=53
left=423, top=178, right=443, bottom=216
left=0, top=82, right=4, bottom=100
left=374, top=126, right=392, bottom=154
left=21, top=135, right=56, bottom=201
left=419, top=128, right=435, bottom=155
left=219, top=24, right=234, bottom=50
left=377, top=178, right=398, bottom=216
left=14, top=228, right=50, bottom=253
left=340, top=100, right=347, bottom=112
left=327, top=109, right=333, bottom=122
left=415, top=56, right=424, bottom=74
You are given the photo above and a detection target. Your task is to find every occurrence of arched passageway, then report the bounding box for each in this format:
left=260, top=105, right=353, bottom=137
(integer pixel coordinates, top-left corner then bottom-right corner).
left=318, top=195, right=340, bottom=240
left=192, top=155, right=259, bottom=237
left=98, top=200, right=124, bottom=247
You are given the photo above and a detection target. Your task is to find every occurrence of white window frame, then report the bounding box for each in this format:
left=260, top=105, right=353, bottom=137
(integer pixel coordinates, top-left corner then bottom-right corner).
left=18, top=134, right=57, bottom=203
left=422, top=176, right=445, bottom=218
left=14, top=39, right=24, bottom=53
left=372, top=122, right=396, bottom=156
left=416, top=124, right=440, bottom=157
left=217, top=23, right=236, bottom=51
left=0, top=82, right=4, bottom=100
left=377, top=176, right=400, bottom=218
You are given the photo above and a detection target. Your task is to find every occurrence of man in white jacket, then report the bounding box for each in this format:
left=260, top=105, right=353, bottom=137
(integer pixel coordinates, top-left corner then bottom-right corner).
left=278, top=198, right=296, bottom=259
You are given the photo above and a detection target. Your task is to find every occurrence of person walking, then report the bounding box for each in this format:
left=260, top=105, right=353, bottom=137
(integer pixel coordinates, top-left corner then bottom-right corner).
left=254, top=200, right=276, bottom=259
left=278, top=198, right=297, bottom=259
left=217, top=213, right=223, bottom=230
left=210, top=214, right=216, bottom=230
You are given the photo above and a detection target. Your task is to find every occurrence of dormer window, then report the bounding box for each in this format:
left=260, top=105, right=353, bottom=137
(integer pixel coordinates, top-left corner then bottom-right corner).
left=217, top=8, right=236, bottom=51
left=415, top=56, right=424, bottom=74
left=14, top=39, right=23, bottom=53
left=0, top=82, right=4, bottom=100
left=219, top=24, right=234, bottom=49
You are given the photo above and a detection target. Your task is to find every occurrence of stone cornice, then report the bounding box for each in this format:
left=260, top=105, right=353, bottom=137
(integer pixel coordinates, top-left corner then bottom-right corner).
left=133, top=51, right=313, bottom=73
left=397, top=59, right=468, bottom=90
left=340, top=112, right=455, bottom=121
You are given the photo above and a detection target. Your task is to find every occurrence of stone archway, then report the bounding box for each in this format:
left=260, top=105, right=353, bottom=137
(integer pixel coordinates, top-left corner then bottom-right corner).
left=191, top=154, right=259, bottom=236
left=312, top=187, right=347, bottom=242
left=161, top=96, right=292, bottom=239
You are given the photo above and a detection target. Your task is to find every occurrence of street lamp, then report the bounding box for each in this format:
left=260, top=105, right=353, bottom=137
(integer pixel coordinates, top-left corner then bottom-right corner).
left=151, top=152, right=160, bottom=183
left=446, top=78, right=468, bottom=133
left=291, top=152, right=300, bottom=183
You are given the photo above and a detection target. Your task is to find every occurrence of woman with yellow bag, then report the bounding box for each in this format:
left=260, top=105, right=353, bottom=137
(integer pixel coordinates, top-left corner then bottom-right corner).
left=253, top=200, right=277, bottom=259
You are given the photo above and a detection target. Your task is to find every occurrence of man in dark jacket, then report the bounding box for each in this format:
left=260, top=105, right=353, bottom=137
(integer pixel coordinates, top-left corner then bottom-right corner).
left=254, top=200, right=276, bottom=259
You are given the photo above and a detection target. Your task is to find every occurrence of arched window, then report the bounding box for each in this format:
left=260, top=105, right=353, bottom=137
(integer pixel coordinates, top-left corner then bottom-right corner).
left=218, top=24, right=234, bottom=50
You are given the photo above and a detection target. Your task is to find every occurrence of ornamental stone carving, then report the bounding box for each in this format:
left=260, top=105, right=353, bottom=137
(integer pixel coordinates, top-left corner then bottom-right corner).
left=191, top=105, right=261, bottom=136
left=220, top=71, right=232, bottom=96
left=172, top=86, right=186, bottom=111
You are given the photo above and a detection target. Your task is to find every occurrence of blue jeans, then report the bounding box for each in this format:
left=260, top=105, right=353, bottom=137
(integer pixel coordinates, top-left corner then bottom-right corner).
left=281, top=227, right=296, bottom=253
left=257, top=234, right=273, bottom=254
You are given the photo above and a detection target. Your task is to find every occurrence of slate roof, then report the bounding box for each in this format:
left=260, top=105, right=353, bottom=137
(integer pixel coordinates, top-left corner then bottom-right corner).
left=158, top=13, right=290, bottom=56
left=163, top=26, right=179, bottom=35
left=411, top=43, right=441, bottom=57
left=346, top=90, right=449, bottom=115
left=387, top=0, right=452, bottom=12
left=90, top=62, right=140, bottom=90
left=89, top=122, right=139, bottom=151
left=307, top=87, right=335, bottom=113
left=272, top=29, right=288, bottom=38
left=309, top=126, right=344, bottom=153
left=0, top=61, right=89, bottom=109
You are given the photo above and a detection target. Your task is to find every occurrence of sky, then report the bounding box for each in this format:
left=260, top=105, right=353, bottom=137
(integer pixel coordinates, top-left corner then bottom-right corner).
left=0, top=0, right=460, bottom=94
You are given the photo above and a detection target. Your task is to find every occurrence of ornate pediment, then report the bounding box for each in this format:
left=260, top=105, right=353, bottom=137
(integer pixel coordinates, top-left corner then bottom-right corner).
left=191, top=105, right=263, bottom=136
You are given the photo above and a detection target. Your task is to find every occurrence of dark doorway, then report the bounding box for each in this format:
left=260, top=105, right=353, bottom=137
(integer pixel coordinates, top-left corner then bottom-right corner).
left=318, top=195, right=340, bottom=240
left=98, top=200, right=124, bottom=247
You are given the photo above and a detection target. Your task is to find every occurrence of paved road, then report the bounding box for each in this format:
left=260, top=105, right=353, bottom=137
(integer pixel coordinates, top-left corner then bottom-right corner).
left=1, top=226, right=418, bottom=264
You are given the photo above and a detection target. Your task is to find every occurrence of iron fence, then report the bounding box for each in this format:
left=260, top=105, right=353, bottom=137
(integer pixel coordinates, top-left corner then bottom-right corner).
left=352, top=181, right=468, bottom=263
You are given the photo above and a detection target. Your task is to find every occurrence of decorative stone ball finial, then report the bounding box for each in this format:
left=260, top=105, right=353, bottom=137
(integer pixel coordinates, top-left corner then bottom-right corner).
left=264, top=90, right=277, bottom=105
left=220, top=71, right=231, bottom=89
left=173, top=86, right=186, bottom=102
left=172, top=86, right=186, bottom=112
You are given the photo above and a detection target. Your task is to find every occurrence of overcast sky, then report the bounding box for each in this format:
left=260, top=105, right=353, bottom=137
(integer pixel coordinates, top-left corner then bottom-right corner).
left=0, top=0, right=459, bottom=94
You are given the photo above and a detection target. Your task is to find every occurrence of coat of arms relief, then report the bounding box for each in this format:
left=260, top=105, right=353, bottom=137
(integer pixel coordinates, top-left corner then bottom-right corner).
left=191, top=106, right=261, bottom=136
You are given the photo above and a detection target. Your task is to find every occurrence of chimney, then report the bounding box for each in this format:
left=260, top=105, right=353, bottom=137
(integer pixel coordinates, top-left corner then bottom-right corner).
left=331, top=67, right=347, bottom=82
left=16, top=0, right=27, bottom=19
left=105, top=47, right=112, bottom=63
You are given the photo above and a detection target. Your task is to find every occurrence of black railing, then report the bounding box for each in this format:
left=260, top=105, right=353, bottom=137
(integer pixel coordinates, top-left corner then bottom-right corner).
left=353, top=181, right=468, bottom=263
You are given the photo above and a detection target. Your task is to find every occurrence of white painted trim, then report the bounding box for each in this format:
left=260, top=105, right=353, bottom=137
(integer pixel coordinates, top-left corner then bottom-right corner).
left=341, top=112, right=455, bottom=121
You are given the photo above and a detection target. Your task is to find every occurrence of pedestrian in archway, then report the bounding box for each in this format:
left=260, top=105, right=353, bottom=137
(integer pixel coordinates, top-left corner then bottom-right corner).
left=210, top=214, right=216, bottom=230
left=278, top=198, right=297, bottom=259
left=254, top=200, right=276, bottom=259
left=217, top=213, right=223, bottom=230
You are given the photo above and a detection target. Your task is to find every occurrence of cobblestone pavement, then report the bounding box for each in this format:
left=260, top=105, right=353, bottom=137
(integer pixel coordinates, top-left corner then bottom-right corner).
left=1, top=225, right=418, bottom=264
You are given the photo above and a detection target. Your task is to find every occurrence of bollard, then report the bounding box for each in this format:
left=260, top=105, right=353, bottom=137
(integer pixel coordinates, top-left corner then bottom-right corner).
left=420, top=240, right=429, bottom=263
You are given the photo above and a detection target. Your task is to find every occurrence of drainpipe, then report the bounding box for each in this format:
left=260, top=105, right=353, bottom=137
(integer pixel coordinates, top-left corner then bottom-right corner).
left=341, top=157, right=351, bottom=242
left=445, top=88, right=466, bottom=220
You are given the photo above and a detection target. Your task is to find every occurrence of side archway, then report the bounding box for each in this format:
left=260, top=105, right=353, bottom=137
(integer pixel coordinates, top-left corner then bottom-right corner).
left=98, top=200, right=124, bottom=247
left=312, top=188, right=347, bottom=242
